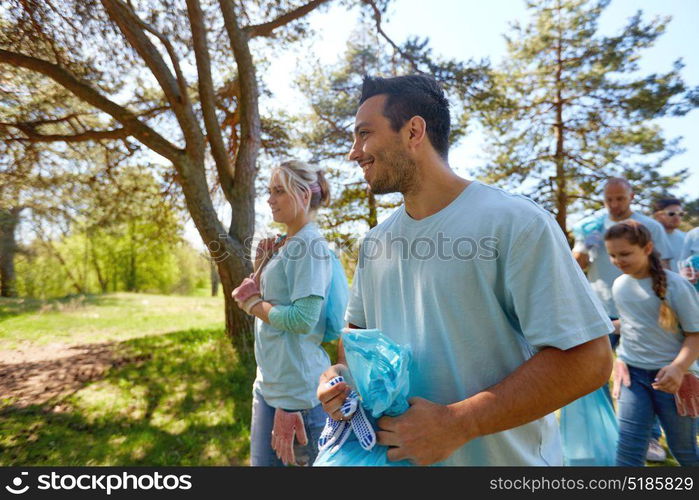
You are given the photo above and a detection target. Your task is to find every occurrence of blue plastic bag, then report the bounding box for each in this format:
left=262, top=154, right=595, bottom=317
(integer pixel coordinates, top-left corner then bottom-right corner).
left=680, top=255, right=699, bottom=292
left=572, top=213, right=606, bottom=250
left=560, top=387, right=619, bottom=466
left=322, top=251, right=349, bottom=343
left=314, top=329, right=412, bottom=466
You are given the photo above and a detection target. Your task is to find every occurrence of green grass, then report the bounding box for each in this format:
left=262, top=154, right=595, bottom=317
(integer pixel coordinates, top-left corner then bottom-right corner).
left=0, top=292, right=224, bottom=349
left=0, top=293, right=257, bottom=466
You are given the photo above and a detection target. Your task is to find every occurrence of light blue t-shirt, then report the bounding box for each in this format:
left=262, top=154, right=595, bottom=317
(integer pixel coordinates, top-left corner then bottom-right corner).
left=253, top=222, right=332, bottom=410
left=666, top=229, right=686, bottom=273
left=573, top=212, right=671, bottom=318
left=614, top=270, right=699, bottom=373
left=680, top=227, right=699, bottom=261
left=346, top=181, right=612, bottom=466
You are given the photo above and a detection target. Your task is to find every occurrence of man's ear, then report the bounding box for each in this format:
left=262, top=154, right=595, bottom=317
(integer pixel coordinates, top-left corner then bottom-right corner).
left=406, top=116, right=427, bottom=149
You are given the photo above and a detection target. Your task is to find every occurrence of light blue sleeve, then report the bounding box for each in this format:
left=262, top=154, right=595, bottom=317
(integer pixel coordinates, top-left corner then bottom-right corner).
left=268, top=295, right=323, bottom=334
left=505, top=213, right=613, bottom=350
left=670, top=275, right=699, bottom=333
left=345, top=242, right=367, bottom=328
left=680, top=228, right=699, bottom=261
left=648, top=219, right=672, bottom=260
left=282, top=236, right=329, bottom=302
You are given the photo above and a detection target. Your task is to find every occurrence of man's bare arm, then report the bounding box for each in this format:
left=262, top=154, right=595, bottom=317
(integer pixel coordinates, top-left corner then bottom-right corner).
left=378, top=335, right=613, bottom=465
left=573, top=251, right=589, bottom=271
left=453, top=335, right=612, bottom=437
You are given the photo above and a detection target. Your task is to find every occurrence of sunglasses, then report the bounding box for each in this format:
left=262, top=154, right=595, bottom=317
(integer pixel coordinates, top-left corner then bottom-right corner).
left=663, top=210, right=685, bottom=217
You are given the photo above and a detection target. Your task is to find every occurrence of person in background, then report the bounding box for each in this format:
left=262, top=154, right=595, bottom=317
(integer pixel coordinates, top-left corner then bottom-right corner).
left=572, top=179, right=672, bottom=462
left=653, top=198, right=686, bottom=273
left=573, top=178, right=672, bottom=351
left=605, top=221, right=699, bottom=466
left=232, top=160, right=340, bottom=466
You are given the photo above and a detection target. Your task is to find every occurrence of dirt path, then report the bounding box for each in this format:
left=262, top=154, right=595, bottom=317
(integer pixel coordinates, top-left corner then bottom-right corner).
left=0, top=342, right=148, bottom=408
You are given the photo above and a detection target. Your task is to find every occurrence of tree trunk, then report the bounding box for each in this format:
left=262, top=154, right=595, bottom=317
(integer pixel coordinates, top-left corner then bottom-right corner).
left=173, top=156, right=254, bottom=354
left=367, top=190, right=378, bottom=228
left=217, top=260, right=253, bottom=356
left=210, top=260, right=220, bottom=296
left=91, top=243, right=109, bottom=293
left=0, top=208, right=20, bottom=297
left=553, top=7, right=568, bottom=235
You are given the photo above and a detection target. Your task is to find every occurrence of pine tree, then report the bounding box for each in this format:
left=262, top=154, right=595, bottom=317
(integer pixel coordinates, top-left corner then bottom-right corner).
left=472, top=0, right=698, bottom=234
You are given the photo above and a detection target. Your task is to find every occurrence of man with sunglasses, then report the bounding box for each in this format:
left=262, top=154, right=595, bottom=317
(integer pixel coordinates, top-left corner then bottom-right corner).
left=653, top=198, right=686, bottom=273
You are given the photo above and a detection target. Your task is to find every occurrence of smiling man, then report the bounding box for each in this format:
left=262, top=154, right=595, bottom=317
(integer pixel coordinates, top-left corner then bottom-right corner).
left=316, top=75, right=614, bottom=466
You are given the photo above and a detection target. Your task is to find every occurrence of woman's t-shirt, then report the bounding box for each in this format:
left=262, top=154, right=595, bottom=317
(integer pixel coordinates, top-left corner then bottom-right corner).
left=253, top=222, right=332, bottom=409
left=614, top=270, right=699, bottom=371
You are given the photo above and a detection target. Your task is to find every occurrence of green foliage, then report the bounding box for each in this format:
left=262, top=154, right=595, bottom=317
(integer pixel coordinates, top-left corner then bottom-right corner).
left=471, top=0, right=697, bottom=230
left=15, top=166, right=209, bottom=298
left=295, top=21, right=489, bottom=251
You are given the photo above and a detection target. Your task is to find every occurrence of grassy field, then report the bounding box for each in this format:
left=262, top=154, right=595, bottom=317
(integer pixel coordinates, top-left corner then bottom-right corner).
left=0, top=292, right=682, bottom=466
left=0, top=292, right=256, bottom=465
left=0, top=292, right=225, bottom=349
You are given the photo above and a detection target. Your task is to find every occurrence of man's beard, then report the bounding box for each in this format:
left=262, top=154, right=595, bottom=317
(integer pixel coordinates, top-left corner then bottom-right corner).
left=368, top=146, right=417, bottom=195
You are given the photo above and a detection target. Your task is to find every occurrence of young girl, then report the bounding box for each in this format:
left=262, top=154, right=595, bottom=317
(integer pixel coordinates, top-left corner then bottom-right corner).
left=232, top=160, right=344, bottom=466
left=605, top=221, right=699, bottom=466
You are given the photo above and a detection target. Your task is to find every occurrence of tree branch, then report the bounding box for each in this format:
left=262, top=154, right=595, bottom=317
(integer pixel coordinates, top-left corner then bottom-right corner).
left=7, top=124, right=130, bottom=143
left=0, top=49, right=182, bottom=160
left=101, top=0, right=205, bottom=157
left=219, top=0, right=261, bottom=243
left=361, top=0, right=423, bottom=74
left=245, top=0, right=332, bottom=38
left=186, top=0, right=235, bottom=199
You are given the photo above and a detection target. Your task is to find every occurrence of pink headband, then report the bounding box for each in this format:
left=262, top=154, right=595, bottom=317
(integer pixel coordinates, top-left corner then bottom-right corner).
left=309, top=182, right=321, bottom=195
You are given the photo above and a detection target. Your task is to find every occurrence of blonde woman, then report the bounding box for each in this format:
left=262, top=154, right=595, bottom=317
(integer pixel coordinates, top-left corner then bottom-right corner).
left=232, top=160, right=341, bottom=466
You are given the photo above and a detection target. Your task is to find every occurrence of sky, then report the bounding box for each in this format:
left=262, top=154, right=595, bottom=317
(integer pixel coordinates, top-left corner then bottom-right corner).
left=266, top=0, right=699, bottom=187
left=196, top=0, right=699, bottom=246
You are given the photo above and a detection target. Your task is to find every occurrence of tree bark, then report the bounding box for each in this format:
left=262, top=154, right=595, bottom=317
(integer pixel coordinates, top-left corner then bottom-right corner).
left=553, top=2, right=568, bottom=235
left=210, top=260, right=220, bottom=296
left=0, top=208, right=21, bottom=297
left=367, top=190, right=378, bottom=228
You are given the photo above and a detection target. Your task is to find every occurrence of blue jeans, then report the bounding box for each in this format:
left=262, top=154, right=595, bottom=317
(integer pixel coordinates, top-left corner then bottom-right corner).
left=606, top=321, right=661, bottom=442
left=616, top=365, right=698, bottom=466
left=250, top=388, right=327, bottom=466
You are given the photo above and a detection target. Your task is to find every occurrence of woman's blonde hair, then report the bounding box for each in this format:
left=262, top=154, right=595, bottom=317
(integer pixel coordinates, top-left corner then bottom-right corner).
left=604, top=220, right=678, bottom=332
left=270, top=160, right=330, bottom=215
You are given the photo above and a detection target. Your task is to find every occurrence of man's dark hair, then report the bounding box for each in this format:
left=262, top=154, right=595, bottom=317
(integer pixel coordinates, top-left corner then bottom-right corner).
left=653, top=198, right=683, bottom=212
left=359, top=75, right=451, bottom=160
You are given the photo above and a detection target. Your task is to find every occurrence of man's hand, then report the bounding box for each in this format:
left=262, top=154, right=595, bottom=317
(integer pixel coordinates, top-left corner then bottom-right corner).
left=573, top=251, right=590, bottom=271
left=271, top=408, right=307, bottom=466
left=317, top=364, right=351, bottom=421
left=376, top=397, right=468, bottom=466
left=612, top=359, right=630, bottom=399
left=652, top=364, right=684, bottom=394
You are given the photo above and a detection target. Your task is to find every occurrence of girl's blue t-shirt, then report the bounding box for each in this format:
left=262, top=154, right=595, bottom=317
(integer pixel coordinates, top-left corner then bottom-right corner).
left=614, top=270, right=699, bottom=372
left=253, top=222, right=332, bottom=410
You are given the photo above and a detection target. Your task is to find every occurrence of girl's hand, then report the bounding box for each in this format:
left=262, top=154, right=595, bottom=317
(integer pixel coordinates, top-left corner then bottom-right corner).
left=612, top=359, right=630, bottom=399
left=652, top=364, right=684, bottom=394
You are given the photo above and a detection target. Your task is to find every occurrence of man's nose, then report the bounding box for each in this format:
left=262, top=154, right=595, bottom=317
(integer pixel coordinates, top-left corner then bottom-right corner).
left=348, top=139, right=361, bottom=162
